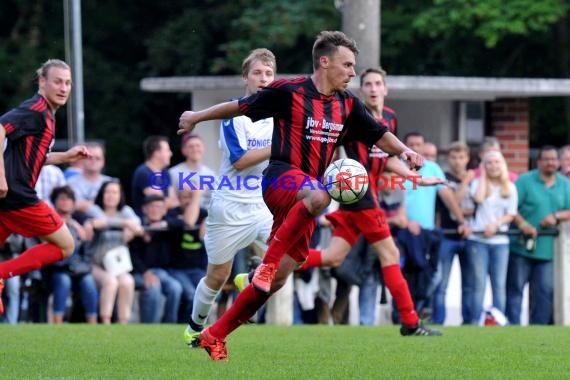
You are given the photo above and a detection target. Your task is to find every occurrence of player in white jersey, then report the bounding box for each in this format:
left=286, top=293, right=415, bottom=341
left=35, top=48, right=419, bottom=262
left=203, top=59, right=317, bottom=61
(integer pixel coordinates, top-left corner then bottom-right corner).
left=184, top=48, right=276, bottom=346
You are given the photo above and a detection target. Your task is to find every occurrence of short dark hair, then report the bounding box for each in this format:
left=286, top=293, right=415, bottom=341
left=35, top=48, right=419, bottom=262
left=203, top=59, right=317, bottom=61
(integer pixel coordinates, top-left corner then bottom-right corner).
left=142, top=194, right=165, bottom=205
left=537, top=145, right=559, bottom=160
left=94, top=179, right=126, bottom=210
left=312, top=31, right=359, bottom=70
left=181, top=133, right=202, bottom=146
left=143, top=136, right=169, bottom=160
left=403, top=132, right=424, bottom=145
left=50, top=185, right=75, bottom=205
left=359, top=67, right=387, bottom=87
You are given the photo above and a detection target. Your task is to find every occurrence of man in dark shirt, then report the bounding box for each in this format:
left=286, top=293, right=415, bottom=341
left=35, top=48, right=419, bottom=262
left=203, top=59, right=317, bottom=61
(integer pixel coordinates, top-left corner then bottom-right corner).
left=178, top=31, right=423, bottom=361
left=0, top=59, right=90, bottom=314
left=129, top=195, right=183, bottom=323
left=432, top=141, right=475, bottom=325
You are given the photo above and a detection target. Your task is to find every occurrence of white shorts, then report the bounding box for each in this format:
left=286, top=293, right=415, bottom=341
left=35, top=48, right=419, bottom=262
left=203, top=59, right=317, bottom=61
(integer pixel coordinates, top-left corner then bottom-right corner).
left=204, top=197, right=273, bottom=265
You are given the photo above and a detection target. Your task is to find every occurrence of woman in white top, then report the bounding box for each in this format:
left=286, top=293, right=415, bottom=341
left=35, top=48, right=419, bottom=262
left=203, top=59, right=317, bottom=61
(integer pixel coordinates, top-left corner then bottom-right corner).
left=466, top=151, right=518, bottom=324
left=86, top=179, right=143, bottom=324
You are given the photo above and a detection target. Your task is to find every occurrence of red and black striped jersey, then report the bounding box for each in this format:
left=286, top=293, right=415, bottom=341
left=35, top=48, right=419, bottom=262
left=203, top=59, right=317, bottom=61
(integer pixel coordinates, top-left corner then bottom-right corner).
left=238, top=77, right=388, bottom=181
left=0, top=94, right=56, bottom=210
left=341, top=107, right=398, bottom=211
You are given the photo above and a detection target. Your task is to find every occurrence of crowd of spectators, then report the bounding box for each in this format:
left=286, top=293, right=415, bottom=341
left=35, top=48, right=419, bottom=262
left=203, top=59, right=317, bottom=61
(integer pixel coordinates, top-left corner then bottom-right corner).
left=293, top=137, right=570, bottom=327
left=1, top=134, right=569, bottom=326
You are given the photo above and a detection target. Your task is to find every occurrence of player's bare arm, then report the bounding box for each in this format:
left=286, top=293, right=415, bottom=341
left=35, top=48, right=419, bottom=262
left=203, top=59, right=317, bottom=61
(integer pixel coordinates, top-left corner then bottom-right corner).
left=385, top=156, right=446, bottom=186
left=375, top=132, right=423, bottom=170
left=45, top=145, right=90, bottom=165
left=233, top=146, right=271, bottom=171
left=0, top=124, right=8, bottom=198
left=178, top=100, right=242, bottom=135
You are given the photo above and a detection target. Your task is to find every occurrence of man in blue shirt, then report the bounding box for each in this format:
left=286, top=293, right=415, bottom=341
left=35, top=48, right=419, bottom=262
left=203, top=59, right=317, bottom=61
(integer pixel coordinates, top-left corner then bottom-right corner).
left=402, top=132, right=469, bottom=315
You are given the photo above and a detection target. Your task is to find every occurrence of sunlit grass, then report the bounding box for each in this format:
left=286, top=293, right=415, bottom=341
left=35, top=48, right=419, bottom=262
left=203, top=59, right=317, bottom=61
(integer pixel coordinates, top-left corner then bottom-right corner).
left=1, top=324, right=568, bottom=379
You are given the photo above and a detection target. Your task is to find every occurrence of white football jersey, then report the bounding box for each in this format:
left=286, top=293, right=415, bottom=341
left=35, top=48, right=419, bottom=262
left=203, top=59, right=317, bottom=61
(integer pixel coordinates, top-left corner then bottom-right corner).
left=213, top=115, right=273, bottom=202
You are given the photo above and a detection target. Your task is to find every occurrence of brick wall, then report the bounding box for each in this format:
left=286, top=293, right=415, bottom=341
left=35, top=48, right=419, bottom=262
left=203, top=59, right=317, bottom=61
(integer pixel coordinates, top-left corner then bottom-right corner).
left=489, top=98, right=530, bottom=174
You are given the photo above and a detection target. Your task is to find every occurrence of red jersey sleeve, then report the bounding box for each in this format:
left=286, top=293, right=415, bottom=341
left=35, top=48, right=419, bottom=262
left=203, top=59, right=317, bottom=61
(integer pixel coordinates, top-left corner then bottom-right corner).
left=238, top=86, right=288, bottom=122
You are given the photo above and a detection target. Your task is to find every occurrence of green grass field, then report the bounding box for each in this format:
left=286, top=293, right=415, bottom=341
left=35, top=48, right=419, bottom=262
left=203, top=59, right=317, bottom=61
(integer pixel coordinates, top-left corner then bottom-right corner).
left=1, top=324, right=568, bottom=379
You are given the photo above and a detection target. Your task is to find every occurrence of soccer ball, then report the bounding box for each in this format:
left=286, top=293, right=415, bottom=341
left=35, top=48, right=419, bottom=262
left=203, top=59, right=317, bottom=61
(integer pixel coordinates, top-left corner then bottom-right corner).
left=322, top=158, right=369, bottom=204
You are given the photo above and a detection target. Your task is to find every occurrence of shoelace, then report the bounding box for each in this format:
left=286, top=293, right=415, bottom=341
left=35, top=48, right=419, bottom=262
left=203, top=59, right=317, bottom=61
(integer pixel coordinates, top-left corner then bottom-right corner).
left=256, top=264, right=276, bottom=282
left=209, top=340, right=228, bottom=360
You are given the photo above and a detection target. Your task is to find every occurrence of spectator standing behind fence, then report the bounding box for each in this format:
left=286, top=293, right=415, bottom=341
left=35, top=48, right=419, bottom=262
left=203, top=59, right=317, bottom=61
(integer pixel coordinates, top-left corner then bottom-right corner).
left=431, top=142, right=475, bottom=325
left=85, top=179, right=142, bottom=324
left=506, top=146, right=570, bottom=325
left=169, top=134, right=216, bottom=209
left=42, top=186, right=98, bottom=324
left=423, top=142, right=438, bottom=163
left=132, top=136, right=179, bottom=217
left=67, top=142, right=111, bottom=216
left=466, top=151, right=517, bottom=324
left=474, top=137, right=518, bottom=182
left=129, top=195, right=183, bottom=323
left=559, top=145, right=570, bottom=178
left=401, top=132, right=468, bottom=315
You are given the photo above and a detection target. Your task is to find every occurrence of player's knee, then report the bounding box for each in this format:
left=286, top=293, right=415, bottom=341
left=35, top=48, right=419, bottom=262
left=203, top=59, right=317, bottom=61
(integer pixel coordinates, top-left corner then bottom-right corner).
left=377, top=246, right=400, bottom=266
left=206, top=268, right=230, bottom=290
left=306, top=190, right=331, bottom=214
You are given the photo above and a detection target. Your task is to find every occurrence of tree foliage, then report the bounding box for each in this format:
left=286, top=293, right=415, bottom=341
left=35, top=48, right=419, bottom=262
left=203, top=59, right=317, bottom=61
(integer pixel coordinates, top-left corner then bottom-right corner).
left=210, top=0, right=340, bottom=74
left=0, top=0, right=569, bottom=191
left=414, top=0, right=567, bottom=48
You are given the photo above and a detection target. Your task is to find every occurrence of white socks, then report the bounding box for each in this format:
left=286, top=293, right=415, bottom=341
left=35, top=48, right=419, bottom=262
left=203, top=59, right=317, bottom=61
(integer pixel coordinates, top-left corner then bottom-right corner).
left=191, top=277, right=221, bottom=326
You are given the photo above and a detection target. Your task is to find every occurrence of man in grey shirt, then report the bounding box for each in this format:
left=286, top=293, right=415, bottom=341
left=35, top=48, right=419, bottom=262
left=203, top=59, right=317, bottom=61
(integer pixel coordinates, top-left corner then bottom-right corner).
left=67, top=141, right=111, bottom=214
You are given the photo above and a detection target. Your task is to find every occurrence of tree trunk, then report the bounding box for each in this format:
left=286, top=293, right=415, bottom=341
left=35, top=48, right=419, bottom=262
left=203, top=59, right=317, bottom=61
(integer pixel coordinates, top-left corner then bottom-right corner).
left=341, top=0, right=380, bottom=73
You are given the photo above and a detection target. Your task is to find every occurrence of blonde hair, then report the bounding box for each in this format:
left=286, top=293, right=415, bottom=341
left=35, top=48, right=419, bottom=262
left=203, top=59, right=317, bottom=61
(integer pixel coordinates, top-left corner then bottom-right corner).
left=36, top=59, right=70, bottom=79
left=447, top=141, right=470, bottom=155
left=482, top=150, right=511, bottom=198
left=241, top=48, right=276, bottom=77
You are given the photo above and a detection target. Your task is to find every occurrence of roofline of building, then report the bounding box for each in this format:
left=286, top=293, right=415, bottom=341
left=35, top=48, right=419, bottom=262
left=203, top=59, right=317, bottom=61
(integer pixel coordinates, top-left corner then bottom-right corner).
left=140, top=75, right=570, bottom=100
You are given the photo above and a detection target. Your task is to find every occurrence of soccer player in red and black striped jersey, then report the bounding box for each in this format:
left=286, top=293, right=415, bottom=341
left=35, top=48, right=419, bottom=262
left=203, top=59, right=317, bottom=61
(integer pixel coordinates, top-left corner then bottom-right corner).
left=178, top=31, right=424, bottom=360
left=0, top=59, right=90, bottom=314
left=297, top=68, right=467, bottom=335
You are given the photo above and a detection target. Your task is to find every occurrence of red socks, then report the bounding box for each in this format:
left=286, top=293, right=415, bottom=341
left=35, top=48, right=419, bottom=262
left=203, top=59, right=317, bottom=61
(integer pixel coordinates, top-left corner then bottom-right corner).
left=297, top=249, right=322, bottom=271
left=0, top=243, right=64, bottom=279
left=262, top=201, right=315, bottom=266
left=382, top=264, right=419, bottom=327
left=209, top=284, right=269, bottom=339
